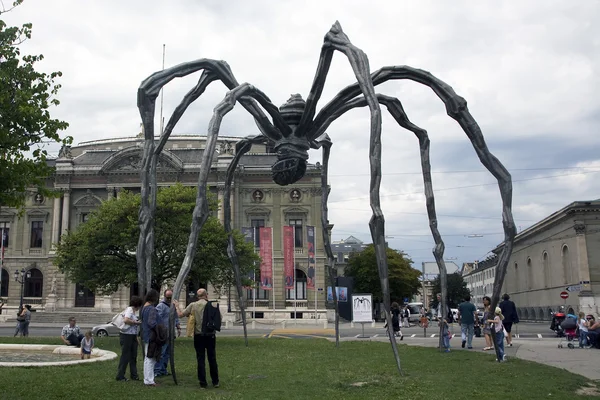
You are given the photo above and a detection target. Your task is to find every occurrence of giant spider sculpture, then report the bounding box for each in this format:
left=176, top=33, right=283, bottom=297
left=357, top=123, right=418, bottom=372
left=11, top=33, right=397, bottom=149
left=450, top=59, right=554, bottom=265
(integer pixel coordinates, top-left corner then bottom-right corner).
left=136, top=22, right=516, bottom=379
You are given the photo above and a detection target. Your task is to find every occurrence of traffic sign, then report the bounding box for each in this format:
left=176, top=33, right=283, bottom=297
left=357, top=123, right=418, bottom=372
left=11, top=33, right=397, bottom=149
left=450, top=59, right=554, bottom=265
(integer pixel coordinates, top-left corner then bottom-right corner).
left=560, top=291, right=569, bottom=299
left=566, top=285, right=581, bottom=292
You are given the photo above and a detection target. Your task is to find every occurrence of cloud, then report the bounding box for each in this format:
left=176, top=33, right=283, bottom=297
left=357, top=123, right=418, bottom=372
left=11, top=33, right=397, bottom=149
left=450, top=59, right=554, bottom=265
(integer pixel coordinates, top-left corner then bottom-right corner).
left=5, top=0, right=600, bottom=265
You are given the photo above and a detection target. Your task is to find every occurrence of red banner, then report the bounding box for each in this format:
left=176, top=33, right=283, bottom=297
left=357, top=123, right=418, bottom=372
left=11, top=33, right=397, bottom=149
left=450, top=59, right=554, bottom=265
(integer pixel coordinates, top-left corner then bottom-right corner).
left=307, top=225, right=316, bottom=290
left=283, top=226, right=294, bottom=289
left=259, top=227, right=273, bottom=290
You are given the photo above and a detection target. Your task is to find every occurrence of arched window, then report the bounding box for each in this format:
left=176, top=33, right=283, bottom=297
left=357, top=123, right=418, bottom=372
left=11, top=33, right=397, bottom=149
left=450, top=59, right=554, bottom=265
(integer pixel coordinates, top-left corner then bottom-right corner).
left=542, top=252, right=550, bottom=288
left=286, top=269, right=307, bottom=300
left=527, top=258, right=533, bottom=290
left=514, top=263, right=519, bottom=292
left=24, top=268, right=43, bottom=297
left=1, top=268, right=8, bottom=297
left=561, top=245, right=572, bottom=284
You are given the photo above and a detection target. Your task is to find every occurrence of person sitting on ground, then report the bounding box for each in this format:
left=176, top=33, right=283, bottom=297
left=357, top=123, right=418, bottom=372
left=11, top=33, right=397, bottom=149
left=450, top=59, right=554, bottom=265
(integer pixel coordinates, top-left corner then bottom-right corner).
left=81, top=330, right=94, bottom=359
left=61, top=316, right=84, bottom=347
left=585, top=316, right=600, bottom=348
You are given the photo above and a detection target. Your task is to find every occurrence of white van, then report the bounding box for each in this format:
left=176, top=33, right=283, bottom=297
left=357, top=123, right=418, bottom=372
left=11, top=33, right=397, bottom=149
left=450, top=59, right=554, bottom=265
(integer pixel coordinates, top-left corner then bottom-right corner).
left=407, top=302, right=424, bottom=322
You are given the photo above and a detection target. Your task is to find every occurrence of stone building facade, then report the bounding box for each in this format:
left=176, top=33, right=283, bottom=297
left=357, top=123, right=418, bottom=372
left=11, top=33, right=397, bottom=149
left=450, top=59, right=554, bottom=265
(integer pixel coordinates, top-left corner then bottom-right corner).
left=0, top=135, right=329, bottom=319
left=465, top=200, right=600, bottom=320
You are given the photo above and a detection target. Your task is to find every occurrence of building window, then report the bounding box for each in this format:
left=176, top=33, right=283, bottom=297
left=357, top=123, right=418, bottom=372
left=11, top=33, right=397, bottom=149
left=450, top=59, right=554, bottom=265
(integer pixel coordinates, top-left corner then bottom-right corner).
left=0, top=222, right=9, bottom=247
left=561, top=245, right=571, bottom=284
left=514, top=262, right=518, bottom=292
left=289, top=219, right=303, bottom=247
left=527, top=258, right=533, bottom=290
left=246, top=287, right=269, bottom=300
left=24, top=268, right=43, bottom=297
left=0, top=269, right=8, bottom=297
left=30, top=221, right=43, bottom=248
left=81, top=213, right=90, bottom=223
left=286, top=269, right=307, bottom=300
left=250, top=219, right=265, bottom=248
left=542, top=252, right=550, bottom=288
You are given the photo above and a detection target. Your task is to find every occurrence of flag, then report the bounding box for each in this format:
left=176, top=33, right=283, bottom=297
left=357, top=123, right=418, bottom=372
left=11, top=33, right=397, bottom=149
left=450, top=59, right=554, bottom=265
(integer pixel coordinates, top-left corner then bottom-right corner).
left=307, top=226, right=316, bottom=290
left=241, top=227, right=255, bottom=288
left=283, top=226, right=294, bottom=289
left=259, top=227, right=273, bottom=290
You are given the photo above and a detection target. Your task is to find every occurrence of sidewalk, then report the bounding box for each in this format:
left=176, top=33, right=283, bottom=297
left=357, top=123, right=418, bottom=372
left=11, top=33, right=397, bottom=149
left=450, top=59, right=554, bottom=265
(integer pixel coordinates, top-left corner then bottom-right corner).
left=338, top=335, right=600, bottom=381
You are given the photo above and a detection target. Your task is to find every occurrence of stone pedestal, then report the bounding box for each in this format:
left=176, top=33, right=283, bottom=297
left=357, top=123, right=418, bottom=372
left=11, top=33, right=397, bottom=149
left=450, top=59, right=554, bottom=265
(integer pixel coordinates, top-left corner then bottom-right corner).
left=46, top=294, right=57, bottom=312
left=101, top=295, right=113, bottom=313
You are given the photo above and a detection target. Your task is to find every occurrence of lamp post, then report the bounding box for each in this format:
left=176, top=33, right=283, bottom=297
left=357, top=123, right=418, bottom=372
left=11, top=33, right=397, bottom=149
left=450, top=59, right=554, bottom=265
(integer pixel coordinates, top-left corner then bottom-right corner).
left=14, top=268, right=31, bottom=308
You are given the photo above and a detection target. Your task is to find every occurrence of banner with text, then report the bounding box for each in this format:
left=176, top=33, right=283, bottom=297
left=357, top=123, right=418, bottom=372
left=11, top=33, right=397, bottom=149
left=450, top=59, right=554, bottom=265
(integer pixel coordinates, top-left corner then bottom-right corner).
left=241, top=227, right=255, bottom=288
left=283, top=226, right=294, bottom=289
left=307, top=225, right=316, bottom=290
left=259, top=227, right=273, bottom=290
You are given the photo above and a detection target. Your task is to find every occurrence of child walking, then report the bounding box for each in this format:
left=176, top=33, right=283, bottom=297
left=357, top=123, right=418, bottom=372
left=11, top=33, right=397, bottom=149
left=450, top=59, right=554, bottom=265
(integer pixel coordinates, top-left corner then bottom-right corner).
left=442, top=318, right=451, bottom=352
left=81, top=330, right=94, bottom=359
left=488, top=307, right=505, bottom=361
left=578, top=311, right=589, bottom=348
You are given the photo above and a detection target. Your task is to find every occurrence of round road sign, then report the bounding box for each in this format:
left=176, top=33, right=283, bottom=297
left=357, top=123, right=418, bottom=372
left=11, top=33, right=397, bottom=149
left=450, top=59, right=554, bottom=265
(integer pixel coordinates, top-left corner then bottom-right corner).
left=560, top=291, right=569, bottom=299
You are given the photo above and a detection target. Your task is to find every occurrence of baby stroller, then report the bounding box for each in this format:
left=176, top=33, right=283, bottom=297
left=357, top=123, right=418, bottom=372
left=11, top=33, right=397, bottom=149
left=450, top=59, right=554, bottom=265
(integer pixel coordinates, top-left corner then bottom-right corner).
left=557, top=316, right=577, bottom=349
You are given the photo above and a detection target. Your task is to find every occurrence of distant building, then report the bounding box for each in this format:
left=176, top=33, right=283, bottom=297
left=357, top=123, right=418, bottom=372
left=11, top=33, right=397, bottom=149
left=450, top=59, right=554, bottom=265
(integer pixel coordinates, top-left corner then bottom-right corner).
left=462, top=257, right=497, bottom=309
left=467, top=200, right=600, bottom=320
left=331, top=235, right=368, bottom=276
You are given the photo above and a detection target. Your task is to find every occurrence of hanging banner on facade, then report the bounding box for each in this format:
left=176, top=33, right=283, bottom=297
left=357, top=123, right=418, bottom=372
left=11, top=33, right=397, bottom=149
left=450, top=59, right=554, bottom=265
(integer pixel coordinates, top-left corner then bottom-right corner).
left=241, top=227, right=255, bottom=288
left=283, top=226, right=294, bottom=289
left=259, top=227, right=273, bottom=290
left=307, top=225, right=316, bottom=290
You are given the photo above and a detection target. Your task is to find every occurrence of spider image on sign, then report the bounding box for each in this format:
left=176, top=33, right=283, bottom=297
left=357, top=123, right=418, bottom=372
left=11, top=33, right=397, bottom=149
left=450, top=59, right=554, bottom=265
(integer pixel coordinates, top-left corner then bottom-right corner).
left=354, top=296, right=371, bottom=310
left=135, top=21, right=516, bottom=379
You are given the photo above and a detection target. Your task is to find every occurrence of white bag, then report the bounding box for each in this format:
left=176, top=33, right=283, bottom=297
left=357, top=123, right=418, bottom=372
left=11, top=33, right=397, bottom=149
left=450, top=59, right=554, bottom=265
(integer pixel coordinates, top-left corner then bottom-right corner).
left=111, top=311, right=126, bottom=330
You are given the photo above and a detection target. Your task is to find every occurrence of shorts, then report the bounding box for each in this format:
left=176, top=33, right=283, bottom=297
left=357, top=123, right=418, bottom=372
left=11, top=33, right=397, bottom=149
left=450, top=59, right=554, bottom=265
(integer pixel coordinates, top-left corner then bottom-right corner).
left=503, top=322, right=513, bottom=333
left=81, top=349, right=91, bottom=355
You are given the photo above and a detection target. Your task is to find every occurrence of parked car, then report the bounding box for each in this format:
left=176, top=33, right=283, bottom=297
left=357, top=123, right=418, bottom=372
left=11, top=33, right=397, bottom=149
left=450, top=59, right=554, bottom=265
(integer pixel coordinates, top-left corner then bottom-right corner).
left=91, top=321, right=120, bottom=337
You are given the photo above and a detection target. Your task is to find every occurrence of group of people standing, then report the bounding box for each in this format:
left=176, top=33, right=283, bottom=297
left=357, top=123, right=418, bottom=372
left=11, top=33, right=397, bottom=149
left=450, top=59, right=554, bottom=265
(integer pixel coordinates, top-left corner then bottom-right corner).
left=437, top=292, right=519, bottom=362
left=114, top=288, right=221, bottom=389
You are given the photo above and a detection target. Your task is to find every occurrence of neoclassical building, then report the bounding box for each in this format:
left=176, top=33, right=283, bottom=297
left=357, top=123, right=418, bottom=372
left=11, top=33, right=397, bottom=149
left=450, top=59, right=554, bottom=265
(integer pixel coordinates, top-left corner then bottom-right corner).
left=0, top=134, right=330, bottom=319
left=464, top=200, right=600, bottom=320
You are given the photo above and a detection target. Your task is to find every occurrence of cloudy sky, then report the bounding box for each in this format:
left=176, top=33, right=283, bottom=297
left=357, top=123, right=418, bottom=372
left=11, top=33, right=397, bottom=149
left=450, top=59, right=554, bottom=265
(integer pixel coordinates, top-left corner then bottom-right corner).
left=5, top=0, right=600, bottom=268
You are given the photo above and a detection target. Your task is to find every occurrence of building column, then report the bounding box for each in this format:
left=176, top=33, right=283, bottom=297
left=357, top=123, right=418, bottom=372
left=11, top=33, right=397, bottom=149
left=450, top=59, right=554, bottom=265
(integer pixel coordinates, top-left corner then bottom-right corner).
left=217, top=189, right=225, bottom=224
left=60, top=190, right=71, bottom=236
left=51, top=196, right=61, bottom=246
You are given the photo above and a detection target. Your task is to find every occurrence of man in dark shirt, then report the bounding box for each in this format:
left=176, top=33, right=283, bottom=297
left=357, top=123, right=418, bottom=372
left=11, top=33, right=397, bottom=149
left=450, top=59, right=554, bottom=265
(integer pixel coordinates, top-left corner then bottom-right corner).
left=457, top=295, right=477, bottom=349
left=499, top=293, right=519, bottom=347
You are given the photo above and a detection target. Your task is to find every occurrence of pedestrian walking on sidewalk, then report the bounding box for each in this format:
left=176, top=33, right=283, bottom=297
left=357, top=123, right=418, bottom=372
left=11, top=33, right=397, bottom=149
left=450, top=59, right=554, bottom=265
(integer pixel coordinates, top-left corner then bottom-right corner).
left=499, top=293, right=519, bottom=347
left=488, top=307, right=506, bottom=362
left=481, top=296, right=494, bottom=351
left=457, top=295, right=477, bottom=349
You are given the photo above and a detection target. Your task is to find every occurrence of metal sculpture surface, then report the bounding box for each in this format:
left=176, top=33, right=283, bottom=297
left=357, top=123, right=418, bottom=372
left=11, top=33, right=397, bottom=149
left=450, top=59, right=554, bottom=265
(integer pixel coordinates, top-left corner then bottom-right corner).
left=136, top=22, right=516, bottom=379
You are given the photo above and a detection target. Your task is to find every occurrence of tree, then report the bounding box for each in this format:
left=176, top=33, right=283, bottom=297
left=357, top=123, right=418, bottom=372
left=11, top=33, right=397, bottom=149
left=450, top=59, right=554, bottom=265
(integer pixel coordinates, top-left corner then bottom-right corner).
left=345, top=244, right=421, bottom=303
left=54, top=184, right=259, bottom=293
left=0, top=1, right=71, bottom=209
left=430, top=272, right=471, bottom=310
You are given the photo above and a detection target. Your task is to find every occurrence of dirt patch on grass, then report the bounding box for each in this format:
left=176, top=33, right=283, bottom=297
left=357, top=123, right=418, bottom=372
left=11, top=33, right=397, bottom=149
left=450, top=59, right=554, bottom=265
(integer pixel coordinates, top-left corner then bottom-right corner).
left=576, top=383, right=600, bottom=396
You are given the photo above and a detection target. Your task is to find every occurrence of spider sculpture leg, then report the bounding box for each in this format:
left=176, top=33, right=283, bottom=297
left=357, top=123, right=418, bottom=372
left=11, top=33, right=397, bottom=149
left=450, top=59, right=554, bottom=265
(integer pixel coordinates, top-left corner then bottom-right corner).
left=310, top=136, right=341, bottom=347
left=314, top=65, right=517, bottom=360
left=137, top=61, right=285, bottom=384
left=314, top=93, right=452, bottom=350
left=222, top=135, right=270, bottom=347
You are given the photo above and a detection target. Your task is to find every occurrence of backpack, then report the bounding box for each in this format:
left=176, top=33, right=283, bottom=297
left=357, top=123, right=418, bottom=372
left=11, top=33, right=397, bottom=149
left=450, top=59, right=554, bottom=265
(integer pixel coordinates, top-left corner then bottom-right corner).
left=202, top=301, right=222, bottom=334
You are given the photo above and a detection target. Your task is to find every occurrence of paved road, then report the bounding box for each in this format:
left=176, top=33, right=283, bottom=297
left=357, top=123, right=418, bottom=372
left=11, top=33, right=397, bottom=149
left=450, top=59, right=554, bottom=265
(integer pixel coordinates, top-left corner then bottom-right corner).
left=0, top=321, right=555, bottom=339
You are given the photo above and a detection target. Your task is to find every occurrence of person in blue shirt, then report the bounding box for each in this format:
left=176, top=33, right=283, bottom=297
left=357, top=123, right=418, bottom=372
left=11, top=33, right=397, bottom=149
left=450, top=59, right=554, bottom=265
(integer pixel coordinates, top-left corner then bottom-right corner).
left=154, top=289, right=181, bottom=377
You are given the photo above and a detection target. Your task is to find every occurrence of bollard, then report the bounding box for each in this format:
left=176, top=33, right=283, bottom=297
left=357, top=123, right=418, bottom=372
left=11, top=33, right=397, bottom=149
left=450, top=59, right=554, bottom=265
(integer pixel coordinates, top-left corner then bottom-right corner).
left=251, top=320, right=256, bottom=330
left=282, top=320, right=286, bottom=329
left=350, top=321, right=355, bottom=328
left=225, top=320, right=231, bottom=329
left=323, top=320, right=328, bottom=329
left=371, top=320, right=376, bottom=328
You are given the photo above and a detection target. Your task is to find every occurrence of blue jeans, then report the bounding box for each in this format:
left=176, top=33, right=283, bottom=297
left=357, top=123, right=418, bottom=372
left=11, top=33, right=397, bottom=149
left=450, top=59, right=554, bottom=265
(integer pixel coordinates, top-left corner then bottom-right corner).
left=154, top=343, right=170, bottom=376
left=461, top=323, right=474, bottom=347
left=579, top=330, right=589, bottom=347
left=495, top=330, right=505, bottom=360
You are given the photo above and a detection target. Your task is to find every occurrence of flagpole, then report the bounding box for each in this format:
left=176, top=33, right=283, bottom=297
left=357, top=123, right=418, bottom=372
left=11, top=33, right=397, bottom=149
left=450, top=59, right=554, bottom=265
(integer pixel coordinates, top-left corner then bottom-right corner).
left=314, top=228, right=317, bottom=325
left=272, top=227, right=275, bottom=318
left=253, top=226, right=256, bottom=319
left=0, top=227, right=4, bottom=299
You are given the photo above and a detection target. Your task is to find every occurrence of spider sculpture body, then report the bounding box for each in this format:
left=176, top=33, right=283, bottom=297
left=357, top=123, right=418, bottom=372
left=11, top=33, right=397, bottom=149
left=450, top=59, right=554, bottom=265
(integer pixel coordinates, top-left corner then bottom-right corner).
left=136, top=22, right=516, bottom=380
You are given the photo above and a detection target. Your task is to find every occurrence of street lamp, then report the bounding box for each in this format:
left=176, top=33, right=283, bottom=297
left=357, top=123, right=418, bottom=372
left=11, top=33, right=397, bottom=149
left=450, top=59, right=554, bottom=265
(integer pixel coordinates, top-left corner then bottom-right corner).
left=13, top=268, right=31, bottom=308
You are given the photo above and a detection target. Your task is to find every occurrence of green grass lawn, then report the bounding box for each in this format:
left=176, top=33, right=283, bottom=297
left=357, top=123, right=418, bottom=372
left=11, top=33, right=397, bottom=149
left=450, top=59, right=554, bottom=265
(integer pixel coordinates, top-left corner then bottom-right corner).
left=0, top=336, right=596, bottom=400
